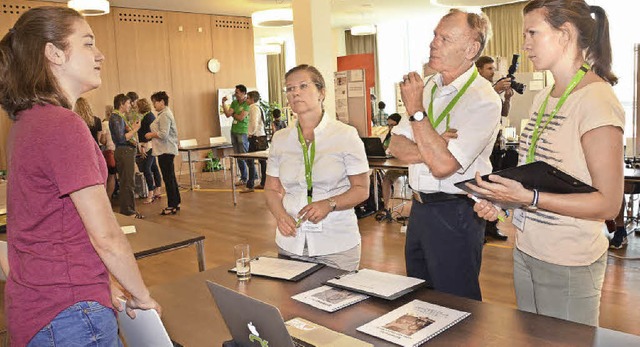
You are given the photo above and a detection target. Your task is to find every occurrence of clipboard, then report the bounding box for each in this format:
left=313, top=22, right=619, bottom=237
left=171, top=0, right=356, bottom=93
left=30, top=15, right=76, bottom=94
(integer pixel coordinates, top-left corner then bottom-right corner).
left=454, top=161, right=597, bottom=197
left=228, top=256, right=325, bottom=282
left=324, top=269, right=426, bottom=300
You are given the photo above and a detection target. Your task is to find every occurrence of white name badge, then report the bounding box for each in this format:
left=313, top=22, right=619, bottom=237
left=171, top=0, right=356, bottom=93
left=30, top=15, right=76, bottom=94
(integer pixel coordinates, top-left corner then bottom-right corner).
left=512, top=208, right=526, bottom=232
left=301, top=221, right=323, bottom=233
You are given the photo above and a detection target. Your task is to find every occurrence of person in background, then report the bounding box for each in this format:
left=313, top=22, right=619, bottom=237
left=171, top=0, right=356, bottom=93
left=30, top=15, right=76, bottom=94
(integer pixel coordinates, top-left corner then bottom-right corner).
left=374, top=101, right=389, bottom=126
left=222, top=84, right=251, bottom=187
left=0, top=7, right=160, bottom=346
left=469, top=0, right=623, bottom=326
left=74, top=97, right=103, bottom=146
left=136, top=98, right=162, bottom=203
left=272, top=108, right=286, bottom=133
left=126, top=91, right=141, bottom=123
left=146, top=91, right=181, bottom=216
left=243, top=90, right=267, bottom=192
left=379, top=113, right=405, bottom=220
left=389, top=9, right=500, bottom=301
left=102, top=105, right=117, bottom=199
left=265, top=64, right=370, bottom=271
left=109, top=93, right=143, bottom=219
left=476, top=55, right=514, bottom=241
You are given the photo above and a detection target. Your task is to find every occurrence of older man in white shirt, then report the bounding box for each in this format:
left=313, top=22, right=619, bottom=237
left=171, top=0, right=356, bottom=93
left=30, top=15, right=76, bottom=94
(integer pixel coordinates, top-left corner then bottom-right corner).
left=389, top=9, right=501, bottom=301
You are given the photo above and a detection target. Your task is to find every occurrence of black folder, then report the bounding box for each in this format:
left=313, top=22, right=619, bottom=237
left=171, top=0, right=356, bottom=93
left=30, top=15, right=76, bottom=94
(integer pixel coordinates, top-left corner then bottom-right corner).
left=454, top=161, right=597, bottom=196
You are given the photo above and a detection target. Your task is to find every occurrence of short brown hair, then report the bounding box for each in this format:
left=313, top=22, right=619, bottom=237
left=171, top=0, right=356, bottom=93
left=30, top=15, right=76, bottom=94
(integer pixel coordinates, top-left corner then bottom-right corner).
left=247, top=91, right=260, bottom=102
left=136, top=98, right=152, bottom=114
left=444, top=9, right=492, bottom=61
left=285, top=64, right=326, bottom=92
left=475, top=56, right=495, bottom=69
left=0, top=7, right=84, bottom=120
left=73, top=97, right=95, bottom=127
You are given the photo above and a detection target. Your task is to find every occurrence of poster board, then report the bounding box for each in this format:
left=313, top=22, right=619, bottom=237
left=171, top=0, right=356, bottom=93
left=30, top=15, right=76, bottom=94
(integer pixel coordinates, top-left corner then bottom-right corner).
left=334, top=69, right=368, bottom=136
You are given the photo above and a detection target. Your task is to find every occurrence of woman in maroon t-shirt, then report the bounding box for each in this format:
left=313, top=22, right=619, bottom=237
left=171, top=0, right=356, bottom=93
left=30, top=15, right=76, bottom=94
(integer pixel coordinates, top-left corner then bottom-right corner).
left=0, top=7, right=160, bottom=346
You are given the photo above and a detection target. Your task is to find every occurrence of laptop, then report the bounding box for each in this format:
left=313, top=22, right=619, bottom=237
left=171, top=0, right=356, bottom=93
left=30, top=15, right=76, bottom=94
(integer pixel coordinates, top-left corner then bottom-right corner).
left=360, top=137, right=392, bottom=159
left=206, top=280, right=372, bottom=347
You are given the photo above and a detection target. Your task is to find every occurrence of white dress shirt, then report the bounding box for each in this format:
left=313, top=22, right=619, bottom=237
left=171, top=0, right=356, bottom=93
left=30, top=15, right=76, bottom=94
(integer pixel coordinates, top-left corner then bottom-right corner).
left=266, top=114, right=369, bottom=256
left=392, top=65, right=501, bottom=194
left=248, top=103, right=265, bottom=137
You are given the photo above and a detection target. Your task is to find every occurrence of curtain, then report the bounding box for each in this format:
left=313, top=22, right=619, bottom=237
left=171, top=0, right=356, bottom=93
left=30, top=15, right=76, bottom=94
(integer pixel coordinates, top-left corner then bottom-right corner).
left=267, top=42, right=286, bottom=110
left=345, top=30, right=380, bottom=101
left=483, top=1, right=533, bottom=73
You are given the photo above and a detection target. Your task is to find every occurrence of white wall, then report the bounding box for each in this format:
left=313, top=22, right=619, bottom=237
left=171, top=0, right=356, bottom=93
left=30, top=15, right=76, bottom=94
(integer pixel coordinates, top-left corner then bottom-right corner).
left=375, top=9, right=449, bottom=114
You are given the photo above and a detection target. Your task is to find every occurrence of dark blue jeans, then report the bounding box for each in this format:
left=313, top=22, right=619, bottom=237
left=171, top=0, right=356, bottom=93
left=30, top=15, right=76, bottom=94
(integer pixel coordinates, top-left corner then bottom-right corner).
left=231, top=133, right=249, bottom=182
left=137, top=148, right=162, bottom=192
left=405, top=195, right=485, bottom=301
left=28, top=301, right=122, bottom=346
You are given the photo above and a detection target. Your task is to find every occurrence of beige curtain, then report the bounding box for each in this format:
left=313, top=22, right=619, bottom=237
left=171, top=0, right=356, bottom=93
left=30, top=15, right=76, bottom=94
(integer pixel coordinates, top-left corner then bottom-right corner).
left=345, top=30, right=380, bottom=100
left=267, top=42, right=286, bottom=109
left=483, top=1, right=534, bottom=73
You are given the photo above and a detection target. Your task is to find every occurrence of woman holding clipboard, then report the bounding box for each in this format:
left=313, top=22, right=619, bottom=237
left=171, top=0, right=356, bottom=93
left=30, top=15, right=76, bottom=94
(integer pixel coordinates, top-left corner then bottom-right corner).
left=467, top=0, right=623, bottom=326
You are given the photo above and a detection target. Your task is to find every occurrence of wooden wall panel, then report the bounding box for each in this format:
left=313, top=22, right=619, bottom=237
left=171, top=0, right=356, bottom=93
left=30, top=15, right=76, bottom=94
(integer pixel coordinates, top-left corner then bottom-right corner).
left=83, top=12, right=120, bottom=119
left=112, top=7, right=172, bottom=104
left=210, top=16, right=256, bottom=123
left=165, top=12, right=217, bottom=143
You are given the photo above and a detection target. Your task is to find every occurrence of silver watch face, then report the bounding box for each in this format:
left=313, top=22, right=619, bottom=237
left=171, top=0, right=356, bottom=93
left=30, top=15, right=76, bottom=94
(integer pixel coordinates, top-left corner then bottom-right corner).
left=412, top=111, right=425, bottom=121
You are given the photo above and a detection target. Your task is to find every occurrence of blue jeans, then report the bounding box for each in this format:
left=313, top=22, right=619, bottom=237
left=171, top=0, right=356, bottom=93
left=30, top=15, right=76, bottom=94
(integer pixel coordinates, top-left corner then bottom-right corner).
left=231, top=133, right=249, bottom=182
left=137, top=148, right=162, bottom=192
left=28, top=301, right=122, bottom=347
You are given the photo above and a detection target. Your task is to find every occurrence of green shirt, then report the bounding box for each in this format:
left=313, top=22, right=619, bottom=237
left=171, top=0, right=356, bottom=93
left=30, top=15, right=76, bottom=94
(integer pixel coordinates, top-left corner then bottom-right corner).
left=230, top=99, right=250, bottom=134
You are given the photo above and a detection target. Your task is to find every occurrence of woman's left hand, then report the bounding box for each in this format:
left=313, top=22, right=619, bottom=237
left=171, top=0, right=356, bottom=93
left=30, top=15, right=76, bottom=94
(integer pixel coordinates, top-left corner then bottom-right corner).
left=298, top=200, right=332, bottom=224
left=465, top=171, right=531, bottom=206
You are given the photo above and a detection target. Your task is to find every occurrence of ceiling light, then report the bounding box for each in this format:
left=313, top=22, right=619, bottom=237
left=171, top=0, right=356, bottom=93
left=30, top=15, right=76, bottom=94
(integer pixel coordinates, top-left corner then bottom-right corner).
left=255, top=44, right=281, bottom=55
left=68, top=0, right=110, bottom=16
left=251, top=9, right=293, bottom=27
left=350, top=25, right=377, bottom=36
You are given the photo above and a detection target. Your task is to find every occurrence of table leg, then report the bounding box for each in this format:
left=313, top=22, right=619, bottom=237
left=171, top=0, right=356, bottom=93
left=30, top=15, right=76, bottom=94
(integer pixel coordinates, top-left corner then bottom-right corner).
left=196, top=240, right=206, bottom=272
left=232, top=158, right=237, bottom=206
left=187, top=150, right=194, bottom=190
left=373, top=169, right=380, bottom=211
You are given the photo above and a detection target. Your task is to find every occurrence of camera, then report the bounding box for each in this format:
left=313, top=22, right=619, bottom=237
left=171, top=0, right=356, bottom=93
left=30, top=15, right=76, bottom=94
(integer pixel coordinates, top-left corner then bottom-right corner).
left=496, top=54, right=526, bottom=95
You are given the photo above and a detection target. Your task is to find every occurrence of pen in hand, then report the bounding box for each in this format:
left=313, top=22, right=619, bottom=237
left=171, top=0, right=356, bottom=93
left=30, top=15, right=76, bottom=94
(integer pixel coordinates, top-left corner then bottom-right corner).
left=469, top=195, right=506, bottom=222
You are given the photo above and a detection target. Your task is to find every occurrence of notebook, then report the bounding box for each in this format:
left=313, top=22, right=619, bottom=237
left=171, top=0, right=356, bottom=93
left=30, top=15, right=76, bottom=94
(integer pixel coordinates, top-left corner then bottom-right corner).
left=206, top=280, right=372, bottom=347
left=361, top=137, right=392, bottom=159
left=454, top=161, right=597, bottom=197
left=357, top=299, right=470, bottom=347
left=324, top=269, right=425, bottom=300
left=116, top=298, right=173, bottom=347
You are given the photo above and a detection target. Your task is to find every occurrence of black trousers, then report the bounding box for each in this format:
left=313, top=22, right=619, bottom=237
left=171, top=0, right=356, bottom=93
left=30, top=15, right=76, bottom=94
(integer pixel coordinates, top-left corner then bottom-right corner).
left=158, top=154, right=181, bottom=208
left=114, top=146, right=136, bottom=215
left=405, top=195, right=485, bottom=301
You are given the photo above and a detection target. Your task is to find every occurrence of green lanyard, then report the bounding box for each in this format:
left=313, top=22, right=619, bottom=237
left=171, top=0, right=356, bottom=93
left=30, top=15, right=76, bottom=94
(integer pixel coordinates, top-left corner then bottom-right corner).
left=428, top=67, right=478, bottom=130
left=297, top=124, right=315, bottom=204
left=115, top=110, right=137, bottom=145
left=526, top=63, right=590, bottom=163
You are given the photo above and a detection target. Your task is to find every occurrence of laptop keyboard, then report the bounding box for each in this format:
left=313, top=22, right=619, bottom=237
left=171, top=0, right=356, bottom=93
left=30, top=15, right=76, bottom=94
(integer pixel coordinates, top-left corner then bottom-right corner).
left=291, top=336, right=316, bottom=347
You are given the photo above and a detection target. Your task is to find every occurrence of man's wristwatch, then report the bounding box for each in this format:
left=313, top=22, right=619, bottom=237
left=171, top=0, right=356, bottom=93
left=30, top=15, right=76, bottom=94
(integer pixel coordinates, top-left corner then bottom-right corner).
left=409, top=111, right=426, bottom=122
left=327, top=198, right=337, bottom=212
left=526, top=189, right=539, bottom=212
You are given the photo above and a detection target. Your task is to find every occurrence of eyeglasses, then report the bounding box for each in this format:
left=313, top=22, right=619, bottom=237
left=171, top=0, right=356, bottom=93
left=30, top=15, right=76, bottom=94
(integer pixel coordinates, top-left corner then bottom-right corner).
left=283, top=81, right=318, bottom=94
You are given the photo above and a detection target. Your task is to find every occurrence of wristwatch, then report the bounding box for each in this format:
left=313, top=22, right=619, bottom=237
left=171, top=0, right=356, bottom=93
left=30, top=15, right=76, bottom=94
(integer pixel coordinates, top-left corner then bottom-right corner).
left=526, top=189, right=539, bottom=212
left=327, top=197, right=337, bottom=212
left=409, top=111, right=426, bottom=122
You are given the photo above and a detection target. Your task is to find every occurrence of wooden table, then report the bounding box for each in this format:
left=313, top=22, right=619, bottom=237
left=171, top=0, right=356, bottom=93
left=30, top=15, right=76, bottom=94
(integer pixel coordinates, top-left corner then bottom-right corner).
left=368, top=158, right=409, bottom=211
left=115, top=214, right=206, bottom=272
left=229, top=151, right=269, bottom=205
left=178, top=142, right=233, bottom=190
left=150, top=265, right=640, bottom=347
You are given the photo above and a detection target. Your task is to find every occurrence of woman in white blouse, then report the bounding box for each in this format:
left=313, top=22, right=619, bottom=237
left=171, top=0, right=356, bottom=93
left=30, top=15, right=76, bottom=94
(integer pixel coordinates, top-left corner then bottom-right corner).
left=264, top=64, right=370, bottom=271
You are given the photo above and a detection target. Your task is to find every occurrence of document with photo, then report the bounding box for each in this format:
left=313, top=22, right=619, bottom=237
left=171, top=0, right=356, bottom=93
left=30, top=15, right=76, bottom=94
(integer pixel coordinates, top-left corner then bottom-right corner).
left=357, top=300, right=470, bottom=347
left=292, top=285, right=369, bottom=312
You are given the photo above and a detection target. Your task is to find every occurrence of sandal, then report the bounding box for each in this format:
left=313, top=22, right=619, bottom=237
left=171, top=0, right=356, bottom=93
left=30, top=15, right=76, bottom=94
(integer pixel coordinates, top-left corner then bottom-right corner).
left=143, top=196, right=155, bottom=204
left=133, top=212, right=145, bottom=219
left=160, top=207, right=178, bottom=215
